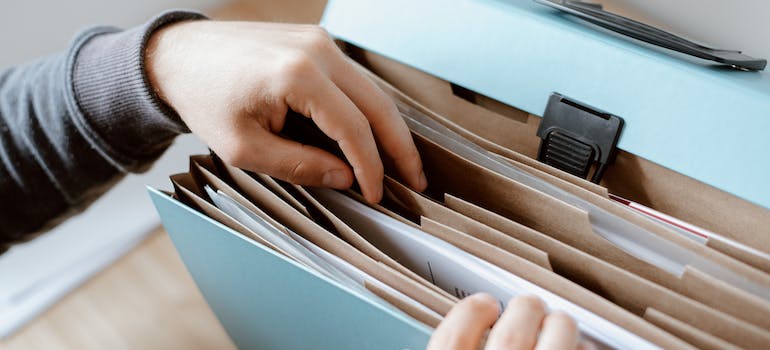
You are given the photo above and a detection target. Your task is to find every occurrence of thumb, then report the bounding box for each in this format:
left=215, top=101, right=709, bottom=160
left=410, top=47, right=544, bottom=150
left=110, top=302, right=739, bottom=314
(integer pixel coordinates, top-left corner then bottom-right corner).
left=226, top=128, right=354, bottom=189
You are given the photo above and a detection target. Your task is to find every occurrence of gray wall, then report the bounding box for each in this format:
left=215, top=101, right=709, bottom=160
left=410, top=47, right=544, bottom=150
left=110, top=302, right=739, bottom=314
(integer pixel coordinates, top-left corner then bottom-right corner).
left=601, top=0, right=769, bottom=60
left=1, top=0, right=225, bottom=67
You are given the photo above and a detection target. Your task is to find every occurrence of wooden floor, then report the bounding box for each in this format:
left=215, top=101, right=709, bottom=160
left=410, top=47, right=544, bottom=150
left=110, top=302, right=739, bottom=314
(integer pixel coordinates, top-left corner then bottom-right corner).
left=1, top=1, right=327, bottom=348
left=1, top=229, right=236, bottom=350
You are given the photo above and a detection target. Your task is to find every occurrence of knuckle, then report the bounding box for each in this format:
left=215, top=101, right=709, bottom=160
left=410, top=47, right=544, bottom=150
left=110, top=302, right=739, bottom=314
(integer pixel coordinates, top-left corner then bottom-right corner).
left=303, top=26, right=332, bottom=52
left=219, top=141, right=251, bottom=169
left=549, top=311, right=577, bottom=330
left=377, top=97, right=400, bottom=118
left=493, top=332, right=528, bottom=349
left=351, top=117, right=372, bottom=140
left=515, top=295, right=546, bottom=313
left=398, top=146, right=421, bottom=165
left=337, top=116, right=369, bottom=142
left=464, top=294, right=499, bottom=314
left=279, top=157, right=310, bottom=184
left=429, top=334, right=463, bottom=350
left=280, top=51, right=318, bottom=82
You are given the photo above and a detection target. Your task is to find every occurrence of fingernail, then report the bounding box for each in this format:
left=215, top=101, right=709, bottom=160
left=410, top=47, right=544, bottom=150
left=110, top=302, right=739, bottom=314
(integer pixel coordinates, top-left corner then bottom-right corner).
left=417, top=170, right=428, bottom=191
left=322, top=169, right=349, bottom=188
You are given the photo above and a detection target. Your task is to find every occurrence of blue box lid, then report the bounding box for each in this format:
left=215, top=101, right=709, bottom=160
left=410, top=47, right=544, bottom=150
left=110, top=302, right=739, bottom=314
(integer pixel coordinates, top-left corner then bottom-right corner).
left=321, top=0, right=770, bottom=210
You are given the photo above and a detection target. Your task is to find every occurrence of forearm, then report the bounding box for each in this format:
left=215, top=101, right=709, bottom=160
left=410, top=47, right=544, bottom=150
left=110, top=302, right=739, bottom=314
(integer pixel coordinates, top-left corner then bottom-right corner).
left=0, top=10, right=205, bottom=250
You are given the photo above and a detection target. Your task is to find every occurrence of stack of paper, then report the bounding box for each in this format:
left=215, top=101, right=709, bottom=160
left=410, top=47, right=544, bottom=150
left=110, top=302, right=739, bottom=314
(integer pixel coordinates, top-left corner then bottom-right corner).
left=155, top=68, right=770, bottom=349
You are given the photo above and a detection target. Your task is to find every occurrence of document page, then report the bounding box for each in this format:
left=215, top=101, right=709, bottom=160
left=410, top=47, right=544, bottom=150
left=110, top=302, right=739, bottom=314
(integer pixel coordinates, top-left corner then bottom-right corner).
left=398, top=101, right=770, bottom=301
left=206, top=186, right=428, bottom=321
left=309, top=188, right=659, bottom=350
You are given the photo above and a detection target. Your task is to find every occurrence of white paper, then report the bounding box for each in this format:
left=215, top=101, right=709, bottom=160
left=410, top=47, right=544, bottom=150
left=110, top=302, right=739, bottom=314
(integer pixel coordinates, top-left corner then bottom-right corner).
left=205, top=186, right=360, bottom=290
left=205, top=186, right=429, bottom=322
left=309, top=187, right=659, bottom=350
left=610, top=194, right=770, bottom=263
left=398, top=101, right=770, bottom=301
left=288, top=231, right=443, bottom=322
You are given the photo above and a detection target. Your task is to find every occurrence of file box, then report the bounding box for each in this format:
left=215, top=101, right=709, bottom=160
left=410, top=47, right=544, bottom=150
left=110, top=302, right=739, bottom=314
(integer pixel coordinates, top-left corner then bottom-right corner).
left=151, top=1, right=770, bottom=348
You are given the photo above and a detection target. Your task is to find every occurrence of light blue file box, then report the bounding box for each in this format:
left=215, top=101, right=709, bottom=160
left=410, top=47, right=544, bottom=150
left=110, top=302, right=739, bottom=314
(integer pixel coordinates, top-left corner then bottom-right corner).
left=322, top=0, right=770, bottom=210
left=149, top=188, right=432, bottom=349
left=152, top=1, right=770, bottom=349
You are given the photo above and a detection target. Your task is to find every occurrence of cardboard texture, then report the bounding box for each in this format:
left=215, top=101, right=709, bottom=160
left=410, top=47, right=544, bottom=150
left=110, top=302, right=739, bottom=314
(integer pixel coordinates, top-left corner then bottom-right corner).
left=440, top=195, right=770, bottom=345
left=643, top=308, right=740, bottom=350
left=706, top=238, right=770, bottom=274
left=150, top=24, right=770, bottom=348
left=410, top=127, right=770, bottom=319
left=358, top=51, right=770, bottom=299
left=287, top=183, right=455, bottom=300
left=419, top=218, right=692, bottom=349
left=322, top=0, right=770, bottom=213
left=385, top=163, right=770, bottom=338
left=184, top=155, right=459, bottom=324
left=169, top=173, right=274, bottom=250
left=190, top=156, right=290, bottom=236
left=364, top=281, right=442, bottom=329
left=353, top=55, right=609, bottom=199
left=382, top=177, right=553, bottom=271
left=253, top=173, right=312, bottom=218
left=214, top=160, right=456, bottom=316
left=349, top=46, right=770, bottom=255
left=150, top=188, right=433, bottom=350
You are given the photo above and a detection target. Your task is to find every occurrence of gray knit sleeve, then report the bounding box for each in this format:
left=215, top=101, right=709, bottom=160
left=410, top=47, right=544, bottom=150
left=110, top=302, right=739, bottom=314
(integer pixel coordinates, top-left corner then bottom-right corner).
left=0, top=10, right=206, bottom=249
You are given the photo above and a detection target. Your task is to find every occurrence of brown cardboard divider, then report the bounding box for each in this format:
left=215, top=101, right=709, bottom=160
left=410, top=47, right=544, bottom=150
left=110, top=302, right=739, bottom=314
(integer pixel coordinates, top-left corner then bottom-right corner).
left=214, top=160, right=456, bottom=316
left=412, top=132, right=674, bottom=282
left=169, top=172, right=281, bottom=257
left=346, top=44, right=770, bottom=256
left=352, top=56, right=609, bottom=200
left=364, top=280, right=442, bottom=329
left=419, top=218, right=693, bottom=350
left=252, top=173, right=312, bottom=218
left=643, top=308, right=740, bottom=350
left=190, top=155, right=290, bottom=235
left=382, top=176, right=552, bottom=271
left=380, top=168, right=770, bottom=342
left=286, top=183, right=455, bottom=300
left=172, top=166, right=451, bottom=328
left=706, top=237, right=770, bottom=274
left=442, top=194, right=770, bottom=345
left=411, top=126, right=770, bottom=324
left=359, top=56, right=770, bottom=310
left=679, top=266, right=770, bottom=330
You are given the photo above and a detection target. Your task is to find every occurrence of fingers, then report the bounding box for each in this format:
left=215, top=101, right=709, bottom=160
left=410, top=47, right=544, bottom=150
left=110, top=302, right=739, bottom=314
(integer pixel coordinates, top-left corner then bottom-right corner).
left=427, top=294, right=500, bottom=350
left=534, top=311, right=580, bottom=350
left=486, top=295, right=547, bottom=350
left=577, top=340, right=597, bottom=350
left=283, top=63, right=385, bottom=203
left=223, top=125, right=354, bottom=188
left=329, top=56, right=427, bottom=192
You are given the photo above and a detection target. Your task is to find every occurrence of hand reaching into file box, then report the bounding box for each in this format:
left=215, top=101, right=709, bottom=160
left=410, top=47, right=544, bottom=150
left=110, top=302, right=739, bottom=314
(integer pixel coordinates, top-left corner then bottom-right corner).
left=428, top=294, right=588, bottom=350
left=145, top=20, right=427, bottom=203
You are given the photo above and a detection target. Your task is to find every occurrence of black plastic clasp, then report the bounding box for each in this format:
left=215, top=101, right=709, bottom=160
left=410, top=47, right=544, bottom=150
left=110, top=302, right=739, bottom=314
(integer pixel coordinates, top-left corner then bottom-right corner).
left=536, top=93, right=624, bottom=183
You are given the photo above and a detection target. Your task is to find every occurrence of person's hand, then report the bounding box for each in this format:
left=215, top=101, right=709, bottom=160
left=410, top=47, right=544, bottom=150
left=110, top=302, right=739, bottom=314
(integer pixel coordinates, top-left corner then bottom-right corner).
left=427, top=294, right=593, bottom=350
left=145, top=20, right=427, bottom=203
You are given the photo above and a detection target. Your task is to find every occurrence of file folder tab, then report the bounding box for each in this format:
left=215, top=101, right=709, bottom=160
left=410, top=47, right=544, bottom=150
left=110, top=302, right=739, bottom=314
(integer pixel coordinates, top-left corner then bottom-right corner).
left=537, top=93, right=623, bottom=183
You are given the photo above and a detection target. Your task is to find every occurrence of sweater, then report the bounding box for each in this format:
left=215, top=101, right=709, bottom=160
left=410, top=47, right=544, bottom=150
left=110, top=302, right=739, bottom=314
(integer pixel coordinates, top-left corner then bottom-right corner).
left=0, top=10, right=206, bottom=251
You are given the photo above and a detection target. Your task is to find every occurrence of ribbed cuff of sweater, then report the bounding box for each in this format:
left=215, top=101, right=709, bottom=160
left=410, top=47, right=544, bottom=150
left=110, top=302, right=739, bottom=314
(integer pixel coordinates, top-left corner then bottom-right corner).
left=67, top=10, right=207, bottom=172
